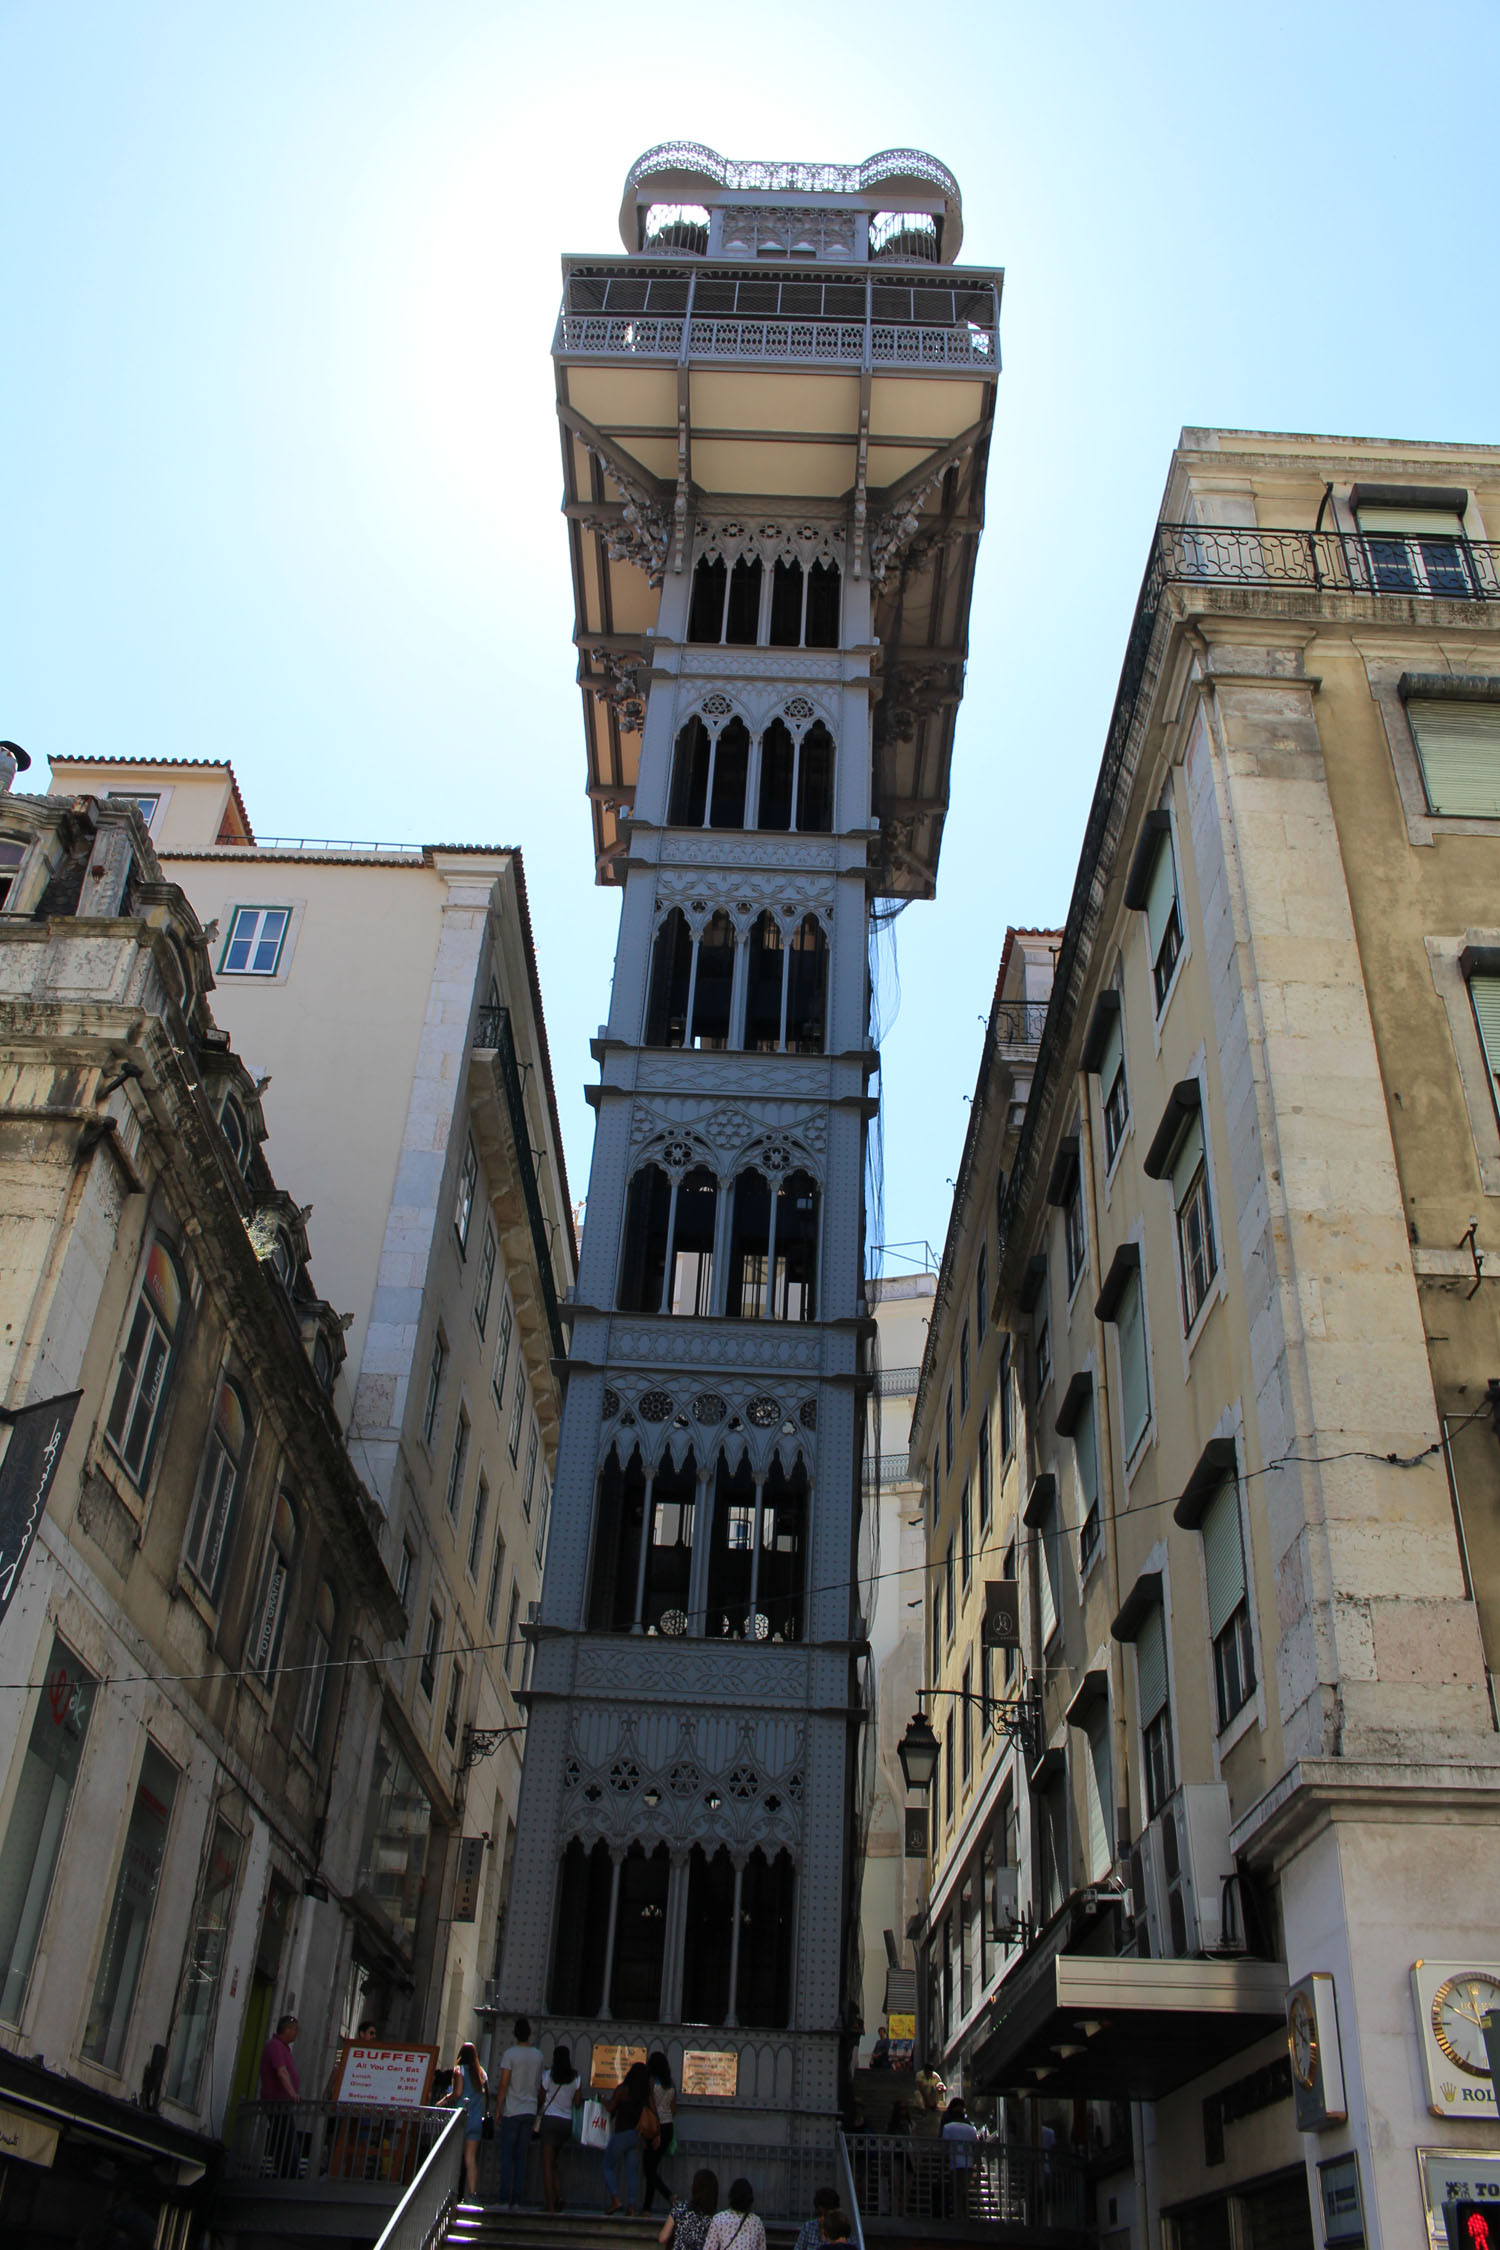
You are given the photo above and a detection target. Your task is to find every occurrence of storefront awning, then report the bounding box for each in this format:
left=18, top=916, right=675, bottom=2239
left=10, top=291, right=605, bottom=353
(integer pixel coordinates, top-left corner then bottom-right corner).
left=972, top=1948, right=1288, bottom=2103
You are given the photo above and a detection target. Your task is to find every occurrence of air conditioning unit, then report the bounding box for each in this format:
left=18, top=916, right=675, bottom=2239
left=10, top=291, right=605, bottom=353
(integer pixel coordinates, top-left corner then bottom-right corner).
left=1140, top=1785, right=1233, bottom=1958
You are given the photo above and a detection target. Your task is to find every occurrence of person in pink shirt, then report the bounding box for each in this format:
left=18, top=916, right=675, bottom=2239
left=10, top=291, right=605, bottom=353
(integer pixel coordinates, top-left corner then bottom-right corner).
left=260, top=2014, right=301, bottom=2175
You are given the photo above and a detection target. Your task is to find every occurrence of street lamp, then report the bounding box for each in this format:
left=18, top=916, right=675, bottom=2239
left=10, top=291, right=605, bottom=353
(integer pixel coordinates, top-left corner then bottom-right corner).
left=897, top=1710, right=941, bottom=1794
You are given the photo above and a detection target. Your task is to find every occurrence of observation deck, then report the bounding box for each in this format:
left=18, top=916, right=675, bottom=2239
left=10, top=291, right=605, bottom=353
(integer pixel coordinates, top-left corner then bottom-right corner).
left=555, top=144, right=1003, bottom=894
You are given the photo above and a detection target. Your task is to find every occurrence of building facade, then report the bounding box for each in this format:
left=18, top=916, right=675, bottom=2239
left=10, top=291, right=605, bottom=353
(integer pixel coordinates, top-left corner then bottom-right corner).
left=42, top=754, right=577, bottom=2065
left=912, top=432, right=1500, bottom=2250
left=496, top=142, right=1001, bottom=2148
left=0, top=788, right=405, bottom=2241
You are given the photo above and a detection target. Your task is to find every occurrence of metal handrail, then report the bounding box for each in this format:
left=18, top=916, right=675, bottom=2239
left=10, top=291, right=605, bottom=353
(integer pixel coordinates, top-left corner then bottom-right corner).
left=837, top=2126, right=869, bottom=2250
left=842, top=2131, right=1087, bottom=2233
left=473, top=1003, right=564, bottom=1357
left=372, top=2106, right=465, bottom=2250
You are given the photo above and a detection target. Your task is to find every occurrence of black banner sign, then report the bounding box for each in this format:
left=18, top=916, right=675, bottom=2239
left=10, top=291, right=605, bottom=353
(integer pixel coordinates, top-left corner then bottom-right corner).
left=0, top=1392, right=83, bottom=1631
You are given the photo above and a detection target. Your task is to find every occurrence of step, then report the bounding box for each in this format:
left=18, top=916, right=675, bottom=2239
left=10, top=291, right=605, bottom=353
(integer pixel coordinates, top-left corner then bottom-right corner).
left=448, top=2206, right=800, bottom=2250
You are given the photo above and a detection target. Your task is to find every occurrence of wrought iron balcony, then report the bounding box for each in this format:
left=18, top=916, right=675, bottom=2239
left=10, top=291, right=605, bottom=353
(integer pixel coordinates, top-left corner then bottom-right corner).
left=875, top=1362, right=922, bottom=1395
left=473, top=1003, right=564, bottom=1357
left=557, top=267, right=999, bottom=370
left=993, top=999, right=1049, bottom=1047
left=1151, top=521, right=1500, bottom=604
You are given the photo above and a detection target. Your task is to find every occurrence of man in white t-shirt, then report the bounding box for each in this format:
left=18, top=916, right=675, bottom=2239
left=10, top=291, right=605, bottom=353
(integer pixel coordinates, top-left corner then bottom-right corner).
left=495, top=2016, right=543, bottom=2208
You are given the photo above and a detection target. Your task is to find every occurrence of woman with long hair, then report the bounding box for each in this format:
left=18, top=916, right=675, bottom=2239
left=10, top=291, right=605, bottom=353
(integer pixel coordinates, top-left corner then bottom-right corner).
left=438, top=2039, right=488, bottom=2202
left=538, top=2040, right=582, bottom=2213
left=659, top=2166, right=720, bottom=2249
left=704, top=2176, right=767, bottom=2250
left=642, top=2049, right=677, bottom=2214
left=603, top=2057, right=651, bottom=2216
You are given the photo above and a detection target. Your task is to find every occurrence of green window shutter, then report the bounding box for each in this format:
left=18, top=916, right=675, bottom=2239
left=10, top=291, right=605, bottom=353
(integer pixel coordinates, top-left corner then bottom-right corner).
left=1084, top=1718, right=1111, bottom=1879
left=1074, top=1395, right=1098, bottom=1511
left=1117, top=1270, right=1150, bottom=1451
left=1038, top=1503, right=1058, bottom=1643
left=1169, top=1110, right=1207, bottom=1209
left=1408, top=702, right=1500, bottom=817
left=1200, top=1476, right=1247, bottom=1639
left=1473, top=975, right=1500, bottom=1092
left=1135, top=1603, right=1167, bottom=1722
left=1144, top=830, right=1179, bottom=957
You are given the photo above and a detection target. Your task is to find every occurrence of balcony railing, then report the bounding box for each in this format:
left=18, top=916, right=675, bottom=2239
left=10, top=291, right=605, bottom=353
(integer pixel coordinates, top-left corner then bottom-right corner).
left=993, top=1000, right=1049, bottom=1046
left=875, top=1363, right=922, bottom=1395
left=474, top=1004, right=564, bottom=1357
left=221, top=2100, right=452, bottom=2193
left=863, top=1449, right=915, bottom=1485
left=558, top=311, right=996, bottom=368
left=845, top=2132, right=1087, bottom=2235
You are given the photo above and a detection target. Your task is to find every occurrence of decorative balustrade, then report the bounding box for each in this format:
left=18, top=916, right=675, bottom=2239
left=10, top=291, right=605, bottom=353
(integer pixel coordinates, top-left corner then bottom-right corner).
left=624, top=142, right=962, bottom=207
left=844, top=2132, right=1087, bottom=2234
left=875, top=1363, right=922, bottom=1395
left=1151, top=522, right=1500, bottom=602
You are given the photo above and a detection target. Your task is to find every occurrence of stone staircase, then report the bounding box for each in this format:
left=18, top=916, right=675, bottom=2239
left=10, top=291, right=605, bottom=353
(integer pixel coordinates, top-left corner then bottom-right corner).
left=447, top=2205, right=800, bottom=2250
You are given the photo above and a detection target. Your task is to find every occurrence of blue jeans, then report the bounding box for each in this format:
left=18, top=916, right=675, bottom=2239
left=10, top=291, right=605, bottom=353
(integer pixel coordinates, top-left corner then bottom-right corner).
left=603, top=2127, right=639, bottom=2209
left=498, top=2112, right=531, bottom=2204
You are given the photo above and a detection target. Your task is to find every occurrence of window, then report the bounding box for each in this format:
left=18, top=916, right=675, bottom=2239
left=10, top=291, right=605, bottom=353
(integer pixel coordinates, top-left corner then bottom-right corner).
left=944, top=1538, right=956, bottom=1642
left=445, top=1408, right=470, bottom=1521
left=475, top=1227, right=496, bottom=1337
left=977, top=1414, right=992, bottom=1530
left=491, top=1292, right=514, bottom=1415
left=0, top=839, right=24, bottom=912
left=723, top=1167, right=818, bottom=1321
left=453, top=1135, right=478, bottom=1255
left=944, top=1714, right=956, bottom=1829
left=703, top=1458, right=805, bottom=1641
left=357, top=1726, right=434, bottom=1950
left=930, top=1448, right=939, bottom=1526
left=1094, top=999, right=1129, bottom=1164
left=183, top=1377, right=250, bottom=1598
left=687, top=550, right=840, bottom=652
left=220, top=906, right=290, bottom=977
left=1404, top=691, right=1500, bottom=817
left=1200, top=1475, right=1256, bottom=1730
left=668, top=715, right=750, bottom=828
left=83, top=1740, right=179, bottom=2069
left=757, top=720, right=834, bottom=833
left=1471, top=970, right=1500, bottom=1124
left=444, top=1658, right=464, bottom=1749
left=999, top=1341, right=1014, bottom=1460
left=248, top=1494, right=297, bottom=1681
left=1083, top=1713, right=1112, bottom=1880
left=1038, top=1491, right=1061, bottom=1645
left=521, top=1420, right=538, bottom=1519
left=959, top=1320, right=971, bottom=1415
left=1034, top=1315, right=1052, bottom=1398
left=466, top=1472, right=490, bottom=1579
left=107, top=789, right=160, bottom=826
left=509, top=1363, right=526, bottom=1462
left=534, top=1472, right=551, bottom=1566
left=105, top=1237, right=185, bottom=1487
left=485, top=1530, right=506, bottom=1631
left=397, top=1539, right=415, bottom=1607
left=419, top=1606, right=442, bottom=1700
left=1173, top=1117, right=1218, bottom=1326
left=1064, top=1177, right=1086, bottom=1293
left=945, top=1386, right=954, bottom=1476
left=1099, top=1248, right=1150, bottom=1457
left=295, top=1581, right=336, bottom=1750
left=0, top=1636, right=97, bottom=2022
left=421, top=1331, right=446, bottom=1447
left=219, top=1095, right=250, bottom=1172
left=164, top=1816, right=242, bottom=2105
left=1356, top=496, right=1473, bottom=597
left=1135, top=1604, right=1174, bottom=1818
left=1071, top=1390, right=1101, bottom=1574
left=504, top=1584, right=522, bottom=1684
left=931, top=1568, right=944, bottom=1674
left=976, top=1244, right=988, bottom=1344
left=1001, top=1540, right=1018, bottom=1684
left=1126, top=812, right=1183, bottom=1011
left=744, top=910, right=828, bottom=1053
left=618, top=1162, right=719, bottom=1314
left=961, top=1660, right=973, bottom=1783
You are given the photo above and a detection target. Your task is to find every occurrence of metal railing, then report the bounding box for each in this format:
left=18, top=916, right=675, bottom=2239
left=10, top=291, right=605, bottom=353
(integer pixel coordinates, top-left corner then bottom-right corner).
left=244, top=836, right=425, bottom=858
left=992, top=1000, right=1049, bottom=1047
left=837, top=2127, right=869, bottom=2250
left=474, top=2131, right=838, bottom=2218
left=863, top=1450, right=915, bottom=1485
left=875, top=1364, right=921, bottom=1396
left=222, top=2099, right=454, bottom=2193
left=844, top=2133, right=1087, bottom=2233
left=624, top=143, right=962, bottom=206
left=557, top=314, right=996, bottom=369
left=373, top=2107, right=465, bottom=2250
left=473, top=1003, right=565, bottom=1357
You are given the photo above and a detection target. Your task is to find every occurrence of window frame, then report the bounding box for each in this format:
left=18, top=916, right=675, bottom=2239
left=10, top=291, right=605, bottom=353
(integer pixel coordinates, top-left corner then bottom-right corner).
left=474, top=1221, right=497, bottom=1336
left=444, top=1407, right=470, bottom=1522
left=421, top=1330, right=447, bottom=1448
left=219, top=905, right=291, bottom=979
left=182, top=1374, right=251, bottom=1601
left=453, top=1135, right=479, bottom=1257
left=104, top=1236, right=187, bottom=1491
left=247, top=1493, right=298, bottom=1684
left=419, top=1605, right=442, bottom=1702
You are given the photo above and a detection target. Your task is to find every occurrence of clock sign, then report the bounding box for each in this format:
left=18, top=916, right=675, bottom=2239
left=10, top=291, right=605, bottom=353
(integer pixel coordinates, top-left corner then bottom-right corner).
left=1411, top=1962, right=1500, bottom=2120
left=1286, top=1972, right=1346, bottom=2130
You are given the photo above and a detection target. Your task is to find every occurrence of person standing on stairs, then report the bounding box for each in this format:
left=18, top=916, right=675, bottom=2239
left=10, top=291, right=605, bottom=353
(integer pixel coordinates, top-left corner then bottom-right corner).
left=438, top=2041, right=489, bottom=2205
left=602, top=2057, right=650, bottom=2216
left=641, top=2050, right=677, bottom=2215
left=494, top=2016, right=543, bottom=2210
left=538, top=2042, right=583, bottom=2213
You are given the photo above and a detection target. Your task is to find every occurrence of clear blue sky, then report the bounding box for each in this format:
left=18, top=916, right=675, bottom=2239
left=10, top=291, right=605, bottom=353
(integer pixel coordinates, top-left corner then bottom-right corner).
left=4, top=0, right=1497, bottom=1265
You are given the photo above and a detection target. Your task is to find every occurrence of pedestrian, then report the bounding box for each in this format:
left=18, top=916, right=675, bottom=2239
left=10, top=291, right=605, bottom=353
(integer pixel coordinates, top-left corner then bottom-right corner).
left=820, top=2212, right=855, bottom=2245
left=940, top=2095, right=979, bottom=2218
left=494, top=2015, right=543, bottom=2210
left=659, top=2167, right=720, bottom=2250
left=704, top=2176, right=767, bottom=2250
left=603, top=2058, right=650, bottom=2216
left=870, top=2020, right=891, bottom=2069
left=794, top=2185, right=840, bottom=2250
left=538, top=2041, right=583, bottom=2214
left=438, top=2041, right=489, bottom=2204
left=642, top=2050, right=677, bottom=2213
left=259, top=2013, right=300, bottom=2178
left=915, top=2061, right=945, bottom=2111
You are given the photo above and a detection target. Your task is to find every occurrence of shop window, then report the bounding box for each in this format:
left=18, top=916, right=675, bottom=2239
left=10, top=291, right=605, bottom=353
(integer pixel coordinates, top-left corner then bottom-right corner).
left=617, top=1163, right=719, bottom=1316
left=0, top=1636, right=97, bottom=2022
left=706, top=1456, right=805, bottom=1641
left=183, top=1376, right=250, bottom=1600
left=105, top=1237, right=186, bottom=1487
left=549, top=1839, right=613, bottom=2014
left=723, top=1168, right=818, bottom=1321
left=83, top=1740, right=179, bottom=2068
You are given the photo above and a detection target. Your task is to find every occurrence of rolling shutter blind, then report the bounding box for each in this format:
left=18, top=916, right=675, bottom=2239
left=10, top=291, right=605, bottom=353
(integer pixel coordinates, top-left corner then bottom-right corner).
left=1074, top=1395, right=1098, bottom=1510
left=1117, top=1270, right=1150, bottom=1450
left=1135, top=1603, right=1168, bottom=1722
left=1084, top=1718, right=1112, bottom=1879
left=1200, top=1476, right=1247, bottom=1638
left=1472, top=975, right=1500, bottom=1090
left=1169, top=1110, right=1206, bottom=1208
left=1407, top=701, right=1500, bottom=817
left=1038, top=1503, right=1058, bottom=1643
left=1356, top=507, right=1463, bottom=534
left=1098, top=1008, right=1123, bottom=1091
left=1144, top=830, right=1179, bottom=956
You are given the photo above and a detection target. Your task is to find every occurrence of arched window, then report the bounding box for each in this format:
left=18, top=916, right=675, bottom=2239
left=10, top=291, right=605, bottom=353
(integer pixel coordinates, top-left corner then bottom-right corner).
left=295, top=1580, right=337, bottom=1751
left=645, top=910, right=692, bottom=1046
left=687, top=554, right=763, bottom=645
left=669, top=719, right=710, bottom=826
left=183, top=1377, right=250, bottom=1598
left=804, top=559, right=841, bottom=648
left=105, top=1238, right=186, bottom=1486
left=797, top=723, right=834, bottom=831
left=611, top=1842, right=671, bottom=2017
left=690, top=911, right=734, bottom=1045
left=669, top=715, right=749, bottom=829
left=724, top=1168, right=819, bottom=1321
left=768, top=558, right=841, bottom=649
left=618, top=1164, right=719, bottom=1316
left=755, top=720, right=834, bottom=834
left=737, top=1848, right=796, bottom=2026
left=707, top=1456, right=805, bottom=1641
left=269, top=1230, right=294, bottom=1288
left=709, top=719, right=749, bottom=827
left=549, top=1839, right=613, bottom=2014
left=219, top=1095, right=250, bottom=1173
left=590, top=1446, right=700, bottom=1634
left=683, top=1845, right=735, bottom=2022
left=745, top=913, right=827, bottom=1054
left=248, top=1492, right=297, bottom=1681
left=588, top=1444, right=647, bottom=1630
left=757, top=720, right=794, bottom=830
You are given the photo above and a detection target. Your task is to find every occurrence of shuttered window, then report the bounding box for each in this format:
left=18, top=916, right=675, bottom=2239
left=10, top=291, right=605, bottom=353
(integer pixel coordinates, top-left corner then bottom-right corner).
left=1084, top=1716, right=1112, bottom=1880
left=1144, top=829, right=1179, bottom=960
left=1038, top=1498, right=1059, bottom=1644
left=1200, top=1477, right=1247, bottom=1638
left=1407, top=700, right=1500, bottom=817
left=1117, top=1268, right=1150, bottom=1453
left=1473, top=975, right=1500, bottom=1113
left=1100, top=1006, right=1129, bottom=1161
left=1135, top=1602, right=1168, bottom=1723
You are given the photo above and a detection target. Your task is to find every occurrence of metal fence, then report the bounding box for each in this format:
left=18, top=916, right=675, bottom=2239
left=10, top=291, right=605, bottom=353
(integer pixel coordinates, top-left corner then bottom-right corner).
left=223, top=2099, right=454, bottom=2192
left=475, top=2132, right=838, bottom=2220
left=844, top=2133, right=1086, bottom=2234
